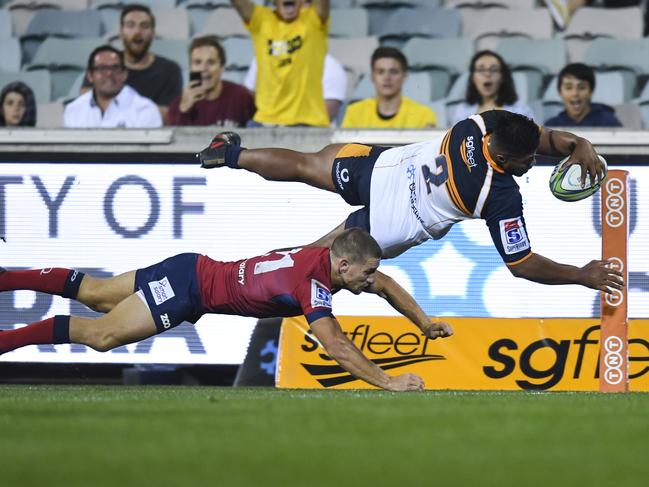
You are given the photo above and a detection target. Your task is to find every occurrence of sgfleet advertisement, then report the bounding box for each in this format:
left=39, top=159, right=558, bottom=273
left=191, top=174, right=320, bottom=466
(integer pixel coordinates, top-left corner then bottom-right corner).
left=0, top=162, right=647, bottom=365
left=277, top=316, right=649, bottom=391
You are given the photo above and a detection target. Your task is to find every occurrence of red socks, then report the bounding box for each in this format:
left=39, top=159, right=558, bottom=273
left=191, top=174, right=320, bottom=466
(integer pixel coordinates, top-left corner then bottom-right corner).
left=0, top=315, right=70, bottom=354
left=0, top=268, right=84, bottom=298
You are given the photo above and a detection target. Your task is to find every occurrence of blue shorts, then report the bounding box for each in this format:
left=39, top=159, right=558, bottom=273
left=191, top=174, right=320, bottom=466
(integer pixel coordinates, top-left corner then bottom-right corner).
left=134, top=253, right=204, bottom=333
left=331, top=144, right=389, bottom=233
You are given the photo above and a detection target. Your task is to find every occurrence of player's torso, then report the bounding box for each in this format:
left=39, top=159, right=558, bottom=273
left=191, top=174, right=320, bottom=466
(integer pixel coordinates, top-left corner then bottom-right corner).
left=198, top=247, right=331, bottom=318
left=369, top=116, right=499, bottom=257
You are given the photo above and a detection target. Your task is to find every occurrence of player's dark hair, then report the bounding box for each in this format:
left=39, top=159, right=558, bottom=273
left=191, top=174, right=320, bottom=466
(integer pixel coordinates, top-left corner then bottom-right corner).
left=331, top=229, right=382, bottom=263
left=190, top=35, right=226, bottom=67
left=371, top=46, right=408, bottom=72
left=120, top=4, right=155, bottom=28
left=557, top=63, right=595, bottom=92
left=87, top=45, right=125, bottom=72
left=490, top=111, right=540, bottom=157
left=466, top=50, right=518, bottom=106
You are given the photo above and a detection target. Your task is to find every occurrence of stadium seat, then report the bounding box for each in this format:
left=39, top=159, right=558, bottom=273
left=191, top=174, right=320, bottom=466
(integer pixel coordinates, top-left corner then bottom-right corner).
left=221, top=37, right=254, bottom=70
left=358, top=0, right=437, bottom=6
left=20, top=10, right=103, bottom=64
left=7, top=0, right=89, bottom=37
left=60, top=70, right=86, bottom=103
left=184, top=0, right=231, bottom=35
left=562, top=6, right=644, bottom=62
left=613, top=102, right=642, bottom=130
left=369, top=7, right=461, bottom=44
left=328, top=36, right=379, bottom=76
left=428, top=99, right=447, bottom=128
left=402, top=37, right=473, bottom=76
left=36, top=101, right=64, bottom=128
left=0, top=9, right=13, bottom=39
left=444, top=0, right=534, bottom=8
left=330, top=0, right=357, bottom=6
left=0, top=38, right=22, bottom=72
left=25, top=37, right=102, bottom=101
left=460, top=8, right=553, bottom=52
left=329, top=8, right=369, bottom=38
left=221, top=69, right=246, bottom=85
left=0, top=69, right=51, bottom=102
left=496, top=38, right=567, bottom=102
left=583, top=38, right=649, bottom=78
left=150, top=39, right=190, bottom=72
left=197, top=8, right=248, bottom=38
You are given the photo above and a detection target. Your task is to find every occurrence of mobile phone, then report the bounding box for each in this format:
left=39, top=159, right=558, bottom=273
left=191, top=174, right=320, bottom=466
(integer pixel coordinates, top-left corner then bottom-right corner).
left=190, top=71, right=202, bottom=84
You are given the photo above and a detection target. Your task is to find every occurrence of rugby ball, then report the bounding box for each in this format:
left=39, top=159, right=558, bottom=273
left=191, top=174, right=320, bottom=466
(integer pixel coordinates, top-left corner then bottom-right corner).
left=549, top=155, right=608, bottom=202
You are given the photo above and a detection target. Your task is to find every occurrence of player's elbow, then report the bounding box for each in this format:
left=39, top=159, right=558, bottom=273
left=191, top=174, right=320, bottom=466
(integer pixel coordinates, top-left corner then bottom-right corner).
left=508, top=264, right=528, bottom=279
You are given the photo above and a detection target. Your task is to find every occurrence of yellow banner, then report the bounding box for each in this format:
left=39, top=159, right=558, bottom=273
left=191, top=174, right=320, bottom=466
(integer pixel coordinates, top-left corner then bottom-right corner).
left=276, top=316, right=649, bottom=391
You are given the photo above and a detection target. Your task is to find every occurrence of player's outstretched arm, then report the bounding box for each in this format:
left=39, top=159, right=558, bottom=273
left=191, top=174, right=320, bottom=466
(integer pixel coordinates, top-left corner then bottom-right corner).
left=312, top=0, right=330, bottom=22
left=230, top=0, right=255, bottom=23
left=367, top=271, right=453, bottom=340
left=509, top=253, right=624, bottom=293
left=309, top=316, right=425, bottom=392
left=538, top=127, right=604, bottom=186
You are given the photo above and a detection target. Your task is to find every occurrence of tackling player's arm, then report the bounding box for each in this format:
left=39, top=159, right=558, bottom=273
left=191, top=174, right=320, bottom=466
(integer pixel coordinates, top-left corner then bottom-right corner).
left=508, top=253, right=624, bottom=294
left=230, top=0, right=255, bottom=23
left=309, top=315, right=425, bottom=392
left=538, top=127, right=604, bottom=185
left=367, top=271, right=453, bottom=340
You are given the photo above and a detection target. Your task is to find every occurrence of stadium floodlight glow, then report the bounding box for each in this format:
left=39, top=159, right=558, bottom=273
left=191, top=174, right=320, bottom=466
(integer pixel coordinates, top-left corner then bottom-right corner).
left=600, top=171, right=630, bottom=393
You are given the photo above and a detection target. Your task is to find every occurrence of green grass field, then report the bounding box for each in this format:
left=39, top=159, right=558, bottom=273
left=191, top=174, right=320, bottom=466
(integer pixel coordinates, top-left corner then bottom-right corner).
left=1, top=386, right=648, bottom=487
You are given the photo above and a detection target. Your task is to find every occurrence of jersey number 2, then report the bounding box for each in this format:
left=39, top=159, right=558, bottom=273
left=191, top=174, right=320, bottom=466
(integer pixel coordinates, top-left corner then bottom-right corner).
left=421, top=155, right=449, bottom=194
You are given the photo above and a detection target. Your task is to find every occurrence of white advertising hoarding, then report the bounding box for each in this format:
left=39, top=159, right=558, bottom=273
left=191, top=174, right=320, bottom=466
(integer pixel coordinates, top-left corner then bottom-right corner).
left=1, top=162, right=647, bottom=364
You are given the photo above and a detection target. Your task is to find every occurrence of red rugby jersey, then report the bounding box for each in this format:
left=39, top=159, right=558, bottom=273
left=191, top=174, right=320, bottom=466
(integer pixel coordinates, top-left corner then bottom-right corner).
left=196, top=247, right=334, bottom=323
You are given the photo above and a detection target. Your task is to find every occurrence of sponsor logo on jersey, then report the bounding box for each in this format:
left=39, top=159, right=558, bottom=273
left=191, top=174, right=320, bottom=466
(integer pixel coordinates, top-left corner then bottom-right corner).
left=406, top=164, right=426, bottom=226
left=461, top=136, right=477, bottom=171
left=499, top=217, right=530, bottom=255
left=334, top=161, right=350, bottom=191
left=160, top=313, right=172, bottom=329
left=148, top=276, right=176, bottom=305
left=311, top=279, right=332, bottom=309
left=238, top=260, right=246, bottom=285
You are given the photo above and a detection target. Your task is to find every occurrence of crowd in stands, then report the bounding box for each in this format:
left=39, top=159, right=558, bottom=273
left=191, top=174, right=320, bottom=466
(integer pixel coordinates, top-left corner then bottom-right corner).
left=0, top=0, right=647, bottom=129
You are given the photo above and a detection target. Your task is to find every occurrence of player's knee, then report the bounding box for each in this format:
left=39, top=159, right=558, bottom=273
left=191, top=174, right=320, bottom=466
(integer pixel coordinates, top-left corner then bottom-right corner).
left=79, top=278, right=117, bottom=313
left=88, top=330, right=120, bottom=352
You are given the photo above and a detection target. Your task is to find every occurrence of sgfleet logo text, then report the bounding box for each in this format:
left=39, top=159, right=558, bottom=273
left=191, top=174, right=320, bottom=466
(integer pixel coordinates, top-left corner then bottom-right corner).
left=299, top=323, right=444, bottom=387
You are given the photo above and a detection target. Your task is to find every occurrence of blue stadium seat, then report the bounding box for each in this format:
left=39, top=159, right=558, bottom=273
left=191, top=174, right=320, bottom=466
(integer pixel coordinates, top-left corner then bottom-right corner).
left=369, top=7, right=461, bottom=47
left=0, top=69, right=51, bottom=102
left=329, top=8, right=369, bottom=38
left=0, top=9, right=13, bottom=39
left=197, top=7, right=248, bottom=38
left=562, top=6, right=644, bottom=62
left=0, top=38, right=22, bottom=72
left=20, top=9, right=103, bottom=64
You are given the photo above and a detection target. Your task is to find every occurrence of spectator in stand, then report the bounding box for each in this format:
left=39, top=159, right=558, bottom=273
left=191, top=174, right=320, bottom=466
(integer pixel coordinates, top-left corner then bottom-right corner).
left=230, top=0, right=330, bottom=127
left=244, top=53, right=347, bottom=124
left=545, top=63, right=622, bottom=128
left=168, top=36, right=255, bottom=127
left=82, top=4, right=182, bottom=125
left=542, top=0, right=589, bottom=30
left=64, top=45, right=162, bottom=128
left=341, top=47, right=436, bottom=129
left=0, top=81, right=36, bottom=127
left=452, top=50, right=535, bottom=125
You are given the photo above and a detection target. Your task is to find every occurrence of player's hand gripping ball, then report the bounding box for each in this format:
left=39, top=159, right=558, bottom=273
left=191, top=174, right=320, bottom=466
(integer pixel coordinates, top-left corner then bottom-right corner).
left=549, top=154, right=608, bottom=202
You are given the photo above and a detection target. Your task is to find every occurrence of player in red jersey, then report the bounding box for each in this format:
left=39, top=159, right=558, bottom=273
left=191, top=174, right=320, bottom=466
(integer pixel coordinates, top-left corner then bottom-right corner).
left=0, top=229, right=452, bottom=391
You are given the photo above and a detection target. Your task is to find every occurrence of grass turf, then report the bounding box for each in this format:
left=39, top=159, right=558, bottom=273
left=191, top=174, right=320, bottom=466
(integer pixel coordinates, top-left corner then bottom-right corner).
left=0, top=386, right=647, bottom=487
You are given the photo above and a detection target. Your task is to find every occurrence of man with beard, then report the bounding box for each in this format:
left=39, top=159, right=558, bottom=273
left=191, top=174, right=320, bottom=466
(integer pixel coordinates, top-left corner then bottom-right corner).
left=64, top=45, right=162, bottom=128
left=82, top=4, right=182, bottom=125
left=230, top=0, right=330, bottom=127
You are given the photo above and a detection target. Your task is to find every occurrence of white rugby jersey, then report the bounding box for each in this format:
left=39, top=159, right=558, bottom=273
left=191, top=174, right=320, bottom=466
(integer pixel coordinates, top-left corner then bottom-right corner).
left=369, top=111, right=533, bottom=265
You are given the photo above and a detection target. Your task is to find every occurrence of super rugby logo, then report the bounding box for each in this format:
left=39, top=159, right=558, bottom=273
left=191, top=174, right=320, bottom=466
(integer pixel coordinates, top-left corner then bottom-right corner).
left=311, top=279, right=332, bottom=309
left=499, top=217, right=530, bottom=255
left=300, top=323, right=444, bottom=387
left=461, top=136, right=477, bottom=171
